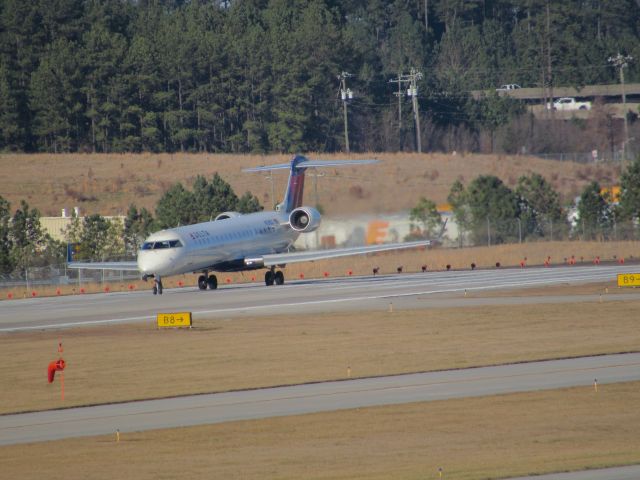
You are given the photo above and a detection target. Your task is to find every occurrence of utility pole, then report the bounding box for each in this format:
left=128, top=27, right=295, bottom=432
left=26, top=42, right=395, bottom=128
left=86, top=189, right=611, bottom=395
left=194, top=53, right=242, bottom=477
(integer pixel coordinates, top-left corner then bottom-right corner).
left=408, top=68, right=423, bottom=153
left=546, top=0, right=553, bottom=113
left=609, top=53, right=633, bottom=163
left=390, top=68, right=423, bottom=152
left=424, top=0, right=428, bottom=31
left=389, top=73, right=407, bottom=150
left=265, top=172, right=276, bottom=210
left=338, top=71, right=353, bottom=153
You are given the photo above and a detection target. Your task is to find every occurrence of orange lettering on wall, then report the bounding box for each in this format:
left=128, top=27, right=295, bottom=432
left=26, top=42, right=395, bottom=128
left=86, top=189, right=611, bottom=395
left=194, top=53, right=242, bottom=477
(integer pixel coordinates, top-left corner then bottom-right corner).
left=366, top=220, right=389, bottom=244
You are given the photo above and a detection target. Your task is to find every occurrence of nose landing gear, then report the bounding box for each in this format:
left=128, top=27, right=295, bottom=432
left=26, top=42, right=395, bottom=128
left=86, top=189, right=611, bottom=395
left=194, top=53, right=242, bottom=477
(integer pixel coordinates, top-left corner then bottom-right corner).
left=153, top=276, right=163, bottom=295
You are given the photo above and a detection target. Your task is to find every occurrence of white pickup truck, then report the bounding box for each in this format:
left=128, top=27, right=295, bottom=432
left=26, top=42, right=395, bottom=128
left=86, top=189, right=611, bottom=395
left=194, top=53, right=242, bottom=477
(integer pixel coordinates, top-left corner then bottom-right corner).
left=546, top=97, right=591, bottom=111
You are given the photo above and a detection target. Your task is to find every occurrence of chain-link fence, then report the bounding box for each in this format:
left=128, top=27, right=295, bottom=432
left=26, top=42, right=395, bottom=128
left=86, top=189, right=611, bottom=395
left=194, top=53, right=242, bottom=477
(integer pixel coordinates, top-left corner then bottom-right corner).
left=532, top=148, right=635, bottom=164
left=453, top=218, right=639, bottom=247
left=0, top=262, right=139, bottom=290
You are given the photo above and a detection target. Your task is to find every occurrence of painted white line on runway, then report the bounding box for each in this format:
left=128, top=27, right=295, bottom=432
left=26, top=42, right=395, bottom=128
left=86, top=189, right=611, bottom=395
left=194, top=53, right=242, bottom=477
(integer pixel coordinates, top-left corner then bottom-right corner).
left=0, top=314, right=153, bottom=332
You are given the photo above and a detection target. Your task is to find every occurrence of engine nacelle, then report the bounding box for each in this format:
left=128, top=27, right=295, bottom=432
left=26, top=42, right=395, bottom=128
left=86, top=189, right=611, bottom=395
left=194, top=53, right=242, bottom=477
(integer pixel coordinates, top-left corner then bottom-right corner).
left=214, top=211, right=241, bottom=221
left=289, top=207, right=322, bottom=232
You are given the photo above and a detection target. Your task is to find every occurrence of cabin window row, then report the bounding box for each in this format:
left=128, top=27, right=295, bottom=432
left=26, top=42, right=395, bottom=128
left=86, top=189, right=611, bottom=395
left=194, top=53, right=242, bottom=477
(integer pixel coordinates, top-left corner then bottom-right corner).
left=192, top=228, right=276, bottom=245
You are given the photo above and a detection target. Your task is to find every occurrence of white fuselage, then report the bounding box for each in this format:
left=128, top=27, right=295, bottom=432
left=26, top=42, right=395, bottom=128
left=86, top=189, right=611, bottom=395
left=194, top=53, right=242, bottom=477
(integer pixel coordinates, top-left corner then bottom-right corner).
left=137, top=211, right=298, bottom=277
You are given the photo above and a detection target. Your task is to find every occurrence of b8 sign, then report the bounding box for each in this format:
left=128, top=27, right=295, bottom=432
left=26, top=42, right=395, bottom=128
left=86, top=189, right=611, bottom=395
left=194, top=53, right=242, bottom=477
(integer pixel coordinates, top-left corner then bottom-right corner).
left=156, top=312, right=192, bottom=328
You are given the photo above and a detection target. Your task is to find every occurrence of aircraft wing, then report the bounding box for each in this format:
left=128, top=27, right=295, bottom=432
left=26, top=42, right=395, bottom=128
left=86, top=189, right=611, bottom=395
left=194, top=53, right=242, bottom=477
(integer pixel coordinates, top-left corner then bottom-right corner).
left=67, top=261, right=139, bottom=271
left=259, top=240, right=431, bottom=266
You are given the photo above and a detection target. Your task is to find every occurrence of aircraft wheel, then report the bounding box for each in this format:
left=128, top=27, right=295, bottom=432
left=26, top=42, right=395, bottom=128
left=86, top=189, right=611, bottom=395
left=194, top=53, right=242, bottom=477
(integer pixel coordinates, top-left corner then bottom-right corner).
left=274, top=271, right=284, bottom=285
left=153, top=285, right=158, bottom=295
left=207, top=274, right=218, bottom=290
left=265, top=270, right=275, bottom=286
left=197, top=275, right=207, bottom=290
left=157, top=280, right=163, bottom=295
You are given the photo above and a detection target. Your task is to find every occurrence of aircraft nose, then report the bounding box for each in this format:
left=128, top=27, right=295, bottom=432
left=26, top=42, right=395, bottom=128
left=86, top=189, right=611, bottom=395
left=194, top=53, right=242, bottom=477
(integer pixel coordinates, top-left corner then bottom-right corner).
left=138, top=248, right=184, bottom=276
left=137, top=251, right=156, bottom=275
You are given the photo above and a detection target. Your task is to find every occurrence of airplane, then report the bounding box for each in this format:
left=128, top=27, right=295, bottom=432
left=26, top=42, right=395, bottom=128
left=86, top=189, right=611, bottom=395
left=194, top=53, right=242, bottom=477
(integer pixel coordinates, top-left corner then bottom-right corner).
left=68, top=155, right=438, bottom=295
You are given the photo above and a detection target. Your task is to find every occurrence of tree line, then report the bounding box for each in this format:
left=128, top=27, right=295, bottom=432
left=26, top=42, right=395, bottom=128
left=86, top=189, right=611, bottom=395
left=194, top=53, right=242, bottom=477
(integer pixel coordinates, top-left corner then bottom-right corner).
left=1, top=0, right=638, bottom=154
left=410, top=158, right=640, bottom=244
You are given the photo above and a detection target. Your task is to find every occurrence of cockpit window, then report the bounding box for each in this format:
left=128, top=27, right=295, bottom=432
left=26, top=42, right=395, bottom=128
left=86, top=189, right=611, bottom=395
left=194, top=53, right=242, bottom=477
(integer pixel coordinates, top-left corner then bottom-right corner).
left=140, top=240, right=183, bottom=250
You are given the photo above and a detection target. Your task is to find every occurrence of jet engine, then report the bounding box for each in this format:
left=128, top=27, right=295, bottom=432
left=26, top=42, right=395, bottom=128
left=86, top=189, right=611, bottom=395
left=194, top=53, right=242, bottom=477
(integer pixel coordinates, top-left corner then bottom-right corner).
left=289, top=207, right=321, bottom=232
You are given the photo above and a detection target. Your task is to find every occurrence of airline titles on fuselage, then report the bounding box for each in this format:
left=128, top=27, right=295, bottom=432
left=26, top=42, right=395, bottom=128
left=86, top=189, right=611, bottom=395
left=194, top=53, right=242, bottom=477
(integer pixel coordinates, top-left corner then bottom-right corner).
left=187, top=218, right=282, bottom=247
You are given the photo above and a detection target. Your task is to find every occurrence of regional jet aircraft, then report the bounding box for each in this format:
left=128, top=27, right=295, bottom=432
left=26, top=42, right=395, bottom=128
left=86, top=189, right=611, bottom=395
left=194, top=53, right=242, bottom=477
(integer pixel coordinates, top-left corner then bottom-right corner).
left=68, top=155, right=435, bottom=295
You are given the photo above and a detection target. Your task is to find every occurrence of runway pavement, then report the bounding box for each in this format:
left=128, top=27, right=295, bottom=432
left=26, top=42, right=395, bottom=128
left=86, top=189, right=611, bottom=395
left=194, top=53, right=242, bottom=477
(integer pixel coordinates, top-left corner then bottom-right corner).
left=507, top=465, right=640, bottom=480
left=1, top=263, right=639, bottom=332
left=1, top=352, right=639, bottom=446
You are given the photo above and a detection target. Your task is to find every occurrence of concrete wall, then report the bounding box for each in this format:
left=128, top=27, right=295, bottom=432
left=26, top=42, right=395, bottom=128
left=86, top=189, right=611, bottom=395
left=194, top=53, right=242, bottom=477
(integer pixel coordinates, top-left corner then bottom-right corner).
left=294, top=212, right=457, bottom=250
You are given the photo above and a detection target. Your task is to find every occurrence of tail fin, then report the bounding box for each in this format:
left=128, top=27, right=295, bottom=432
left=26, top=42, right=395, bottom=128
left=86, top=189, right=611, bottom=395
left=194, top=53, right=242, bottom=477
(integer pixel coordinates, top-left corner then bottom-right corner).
left=244, top=155, right=378, bottom=213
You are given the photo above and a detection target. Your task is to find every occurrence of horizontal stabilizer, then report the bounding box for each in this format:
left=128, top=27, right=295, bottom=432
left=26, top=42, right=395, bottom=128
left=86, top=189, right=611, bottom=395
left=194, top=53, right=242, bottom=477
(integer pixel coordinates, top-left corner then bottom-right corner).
left=243, top=158, right=378, bottom=172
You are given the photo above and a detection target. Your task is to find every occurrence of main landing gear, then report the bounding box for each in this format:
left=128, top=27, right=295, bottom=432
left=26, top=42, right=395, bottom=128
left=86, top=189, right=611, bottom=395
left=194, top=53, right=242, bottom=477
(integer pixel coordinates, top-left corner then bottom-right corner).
left=264, top=267, right=284, bottom=286
left=198, top=272, right=218, bottom=290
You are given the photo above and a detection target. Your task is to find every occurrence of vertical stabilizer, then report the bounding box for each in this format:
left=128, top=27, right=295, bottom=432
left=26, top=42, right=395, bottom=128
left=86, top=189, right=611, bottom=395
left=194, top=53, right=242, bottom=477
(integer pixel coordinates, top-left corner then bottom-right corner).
left=281, top=155, right=308, bottom=213
left=243, top=156, right=378, bottom=213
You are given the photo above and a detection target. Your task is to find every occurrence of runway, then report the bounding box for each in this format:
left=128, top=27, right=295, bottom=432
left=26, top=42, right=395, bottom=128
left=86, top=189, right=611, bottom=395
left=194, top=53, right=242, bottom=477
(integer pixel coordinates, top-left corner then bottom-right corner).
left=1, top=352, right=639, bottom=446
left=1, top=264, right=638, bottom=332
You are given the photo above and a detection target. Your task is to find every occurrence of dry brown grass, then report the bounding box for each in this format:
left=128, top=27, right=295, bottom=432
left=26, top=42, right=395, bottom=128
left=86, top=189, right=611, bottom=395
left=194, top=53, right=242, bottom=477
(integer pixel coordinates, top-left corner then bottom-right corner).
left=2, top=382, right=639, bottom=480
left=0, top=152, right=618, bottom=216
left=2, top=240, right=638, bottom=299
left=2, top=297, right=639, bottom=415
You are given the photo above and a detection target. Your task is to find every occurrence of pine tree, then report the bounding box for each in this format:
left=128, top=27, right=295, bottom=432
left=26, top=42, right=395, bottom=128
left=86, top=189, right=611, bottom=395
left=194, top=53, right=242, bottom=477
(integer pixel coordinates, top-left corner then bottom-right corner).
left=618, top=157, right=640, bottom=221
left=577, top=181, right=613, bottom=239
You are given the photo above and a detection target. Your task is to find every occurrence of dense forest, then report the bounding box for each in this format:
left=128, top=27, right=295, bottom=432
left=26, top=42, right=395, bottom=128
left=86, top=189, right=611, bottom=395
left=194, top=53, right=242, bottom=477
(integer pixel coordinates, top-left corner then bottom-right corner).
left=1, top=0, right=639, bottom=154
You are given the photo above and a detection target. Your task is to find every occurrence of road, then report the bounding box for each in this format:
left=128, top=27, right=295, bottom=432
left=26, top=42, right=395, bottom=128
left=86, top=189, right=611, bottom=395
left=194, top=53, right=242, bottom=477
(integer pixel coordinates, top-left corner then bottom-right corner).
left=1, top=264, right=638, bottom=332
left=1, top=352, right=639, bottom=446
